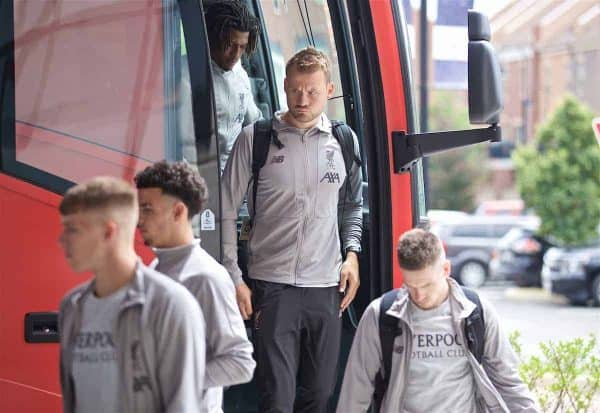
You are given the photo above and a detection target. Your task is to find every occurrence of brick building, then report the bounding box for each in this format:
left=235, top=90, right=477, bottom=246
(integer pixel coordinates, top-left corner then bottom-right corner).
left=492, top=0, right=600, bottom=144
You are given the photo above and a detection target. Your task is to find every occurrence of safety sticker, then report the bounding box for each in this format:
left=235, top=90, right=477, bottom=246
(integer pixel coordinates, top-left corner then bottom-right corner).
left=201, top=209, right=215, bottom=231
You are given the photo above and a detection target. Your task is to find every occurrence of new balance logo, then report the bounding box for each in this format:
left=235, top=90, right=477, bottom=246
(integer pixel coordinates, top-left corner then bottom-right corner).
left=320, top=172, right=341, bottom=184
left=270, top=155, right=285, bottom=164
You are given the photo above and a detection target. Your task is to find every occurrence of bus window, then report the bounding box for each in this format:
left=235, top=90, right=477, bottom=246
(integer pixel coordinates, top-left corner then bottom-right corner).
left=5, top=0, right=214, bottom=187
left=3, top=0, right=221, bottom=257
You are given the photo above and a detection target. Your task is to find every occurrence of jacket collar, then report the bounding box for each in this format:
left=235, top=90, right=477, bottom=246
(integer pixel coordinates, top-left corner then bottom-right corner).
left=70, top=259, right=146, bottom=309
left=273, top=110, right=332, bottom=135
left=152, top=239, right=198, bottom=269
left=386, top=278, right=477, bottom=323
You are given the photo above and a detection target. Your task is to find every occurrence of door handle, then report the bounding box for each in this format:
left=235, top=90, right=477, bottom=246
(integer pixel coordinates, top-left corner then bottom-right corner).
left=24, top=312, right=59, bottom=343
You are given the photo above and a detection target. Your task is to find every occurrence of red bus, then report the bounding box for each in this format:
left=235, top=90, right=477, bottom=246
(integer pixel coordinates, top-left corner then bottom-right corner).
left=0, top=1, right=501, bottom=411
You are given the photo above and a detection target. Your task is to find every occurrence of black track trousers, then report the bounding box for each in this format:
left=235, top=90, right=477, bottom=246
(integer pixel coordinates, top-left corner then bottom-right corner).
left=252, top=280, right=342, bottom=413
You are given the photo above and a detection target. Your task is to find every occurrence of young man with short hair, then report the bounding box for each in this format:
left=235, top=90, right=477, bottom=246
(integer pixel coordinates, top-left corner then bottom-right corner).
left=205, top=0, right=263, bottom=171
left=135, top=161, right=255, bottom=413
left=221, top=47, right=363, bottom=412
left=336, top=228, right=539, bottom=412
left=58, top=176, right=206, bottom=413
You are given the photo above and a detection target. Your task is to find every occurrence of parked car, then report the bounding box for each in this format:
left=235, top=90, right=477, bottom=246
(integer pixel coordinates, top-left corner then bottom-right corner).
left=542, top=243, right=600, bottom=306
left=427, top=209, right=469, bottom=227
left=432, top=215, right=540, bottom=288
left=474, top=199, right=525, bottom=216
left=489, top=226, right=554, bottom=287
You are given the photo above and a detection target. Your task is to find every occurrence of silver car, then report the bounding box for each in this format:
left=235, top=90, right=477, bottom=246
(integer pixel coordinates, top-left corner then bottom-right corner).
left=431, top=215, right=540, bottom=288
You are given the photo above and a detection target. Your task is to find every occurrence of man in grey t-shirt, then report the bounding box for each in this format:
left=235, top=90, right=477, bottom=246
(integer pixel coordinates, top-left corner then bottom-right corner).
left=337, top=229, right=539, bottom=412
left=204, top=0, right=263, bottom=171
left=70, top=287, right=126, bottom=413
left=58, top=177, right=206, bottom=413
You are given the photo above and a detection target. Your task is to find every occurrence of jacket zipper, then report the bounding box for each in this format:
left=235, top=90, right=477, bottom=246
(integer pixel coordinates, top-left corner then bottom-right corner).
left=293, top=129, right=310, bottom=284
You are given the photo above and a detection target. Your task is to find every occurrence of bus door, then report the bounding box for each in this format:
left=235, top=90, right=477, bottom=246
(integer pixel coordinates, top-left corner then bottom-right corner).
left=0, top=0, right=217, bottom=410
left=220, top=0, right=378, bottom=410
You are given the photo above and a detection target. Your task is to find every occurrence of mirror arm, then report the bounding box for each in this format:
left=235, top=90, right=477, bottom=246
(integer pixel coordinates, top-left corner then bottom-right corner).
left=392, top=124, right=501, bottom=172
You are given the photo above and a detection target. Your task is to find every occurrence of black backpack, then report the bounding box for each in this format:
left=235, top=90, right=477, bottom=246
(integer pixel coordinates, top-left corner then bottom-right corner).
left=372, top=286, right=486, bottom=412
left=250, top=118, right=361, bottom=217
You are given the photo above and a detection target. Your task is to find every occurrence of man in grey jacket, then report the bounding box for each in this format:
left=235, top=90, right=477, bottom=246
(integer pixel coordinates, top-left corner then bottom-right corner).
left=221, top=47, right=363, bottom=412
left=57, top=176, right=206, bottom=413
left=205, top=0, right=263, bottom=171
left=135, top=161, right=256, bottom=413
left=336, top=229, right=539, bottom=413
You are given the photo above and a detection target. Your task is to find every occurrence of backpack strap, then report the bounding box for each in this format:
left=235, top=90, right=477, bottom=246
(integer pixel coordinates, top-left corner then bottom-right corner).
left=251, top=119, right=276, bottom=217
left=461, top=286, right=486, bottom=364
left=330, top=120, right=362, bottom=178
left=373, top=287, right=486, bottom=410
left=373, top=289, right=402, bottom=412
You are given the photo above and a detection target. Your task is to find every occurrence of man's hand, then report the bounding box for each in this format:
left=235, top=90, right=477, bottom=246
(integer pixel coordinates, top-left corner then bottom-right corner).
left=339, top=251, right=360, bottom=314
left=235, top=282, right=253, bottom=320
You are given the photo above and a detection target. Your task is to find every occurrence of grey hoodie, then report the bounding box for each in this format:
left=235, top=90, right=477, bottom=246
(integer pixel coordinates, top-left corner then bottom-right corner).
left=152, top=240, right=256, bottom=413
left=59, top=260, right=206, bottom=413
left=336, top=278, right=539, bottom=413
left=221, top=112, right=363, bottom=286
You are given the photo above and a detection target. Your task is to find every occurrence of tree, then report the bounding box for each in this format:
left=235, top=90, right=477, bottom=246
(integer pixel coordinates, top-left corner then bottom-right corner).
left=513, top=97, right=600, bottom=246
left=427, top=90, right=487, bottom=212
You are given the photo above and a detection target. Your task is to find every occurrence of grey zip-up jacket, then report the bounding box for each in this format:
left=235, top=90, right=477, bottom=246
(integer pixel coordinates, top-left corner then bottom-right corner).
left=152, top=240, right=256, bottom=413
left=59, top=260, right=206, bottom=413
left=336, top=279, right=539, bottom=413
left=221, top=112, right=363, bottom=286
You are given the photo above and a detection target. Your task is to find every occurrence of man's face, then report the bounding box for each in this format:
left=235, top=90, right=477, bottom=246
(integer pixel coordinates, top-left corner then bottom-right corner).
left=59, top=211, right=106, bottom=273
left=137, top=188, right=177, bottom=248
left=284, top=67, right=334, bottom=126
left=212, top=29, right=249, bottom=71
left=402, top=258, right=451, bottom=310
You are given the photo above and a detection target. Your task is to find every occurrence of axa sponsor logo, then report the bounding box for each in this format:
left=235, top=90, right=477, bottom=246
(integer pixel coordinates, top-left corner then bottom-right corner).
left=320, top=171, right=341, bottom=184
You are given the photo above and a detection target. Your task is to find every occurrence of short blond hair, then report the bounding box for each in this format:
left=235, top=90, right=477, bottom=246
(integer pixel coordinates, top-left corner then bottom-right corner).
left=59, top=176, right=137, bottom=216
left=397, top=229, right=443, bottom=271
left=285, top=47, right=331, bottom=81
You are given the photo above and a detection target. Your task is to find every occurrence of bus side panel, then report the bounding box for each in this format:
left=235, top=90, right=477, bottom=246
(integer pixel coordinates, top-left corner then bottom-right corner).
left=370, top=1, right=413, bottom=288
left=0, top=173, right=153, bottom=412
left=0, top=173, right=69, bottom=411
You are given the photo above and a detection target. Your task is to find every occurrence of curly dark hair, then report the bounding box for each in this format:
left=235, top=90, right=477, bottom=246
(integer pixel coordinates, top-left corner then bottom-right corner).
left=134, top=161, right=209, bottom=219
left=397, top=229, right=443, bottom=271
left=204, top=0, right=261, bottom=56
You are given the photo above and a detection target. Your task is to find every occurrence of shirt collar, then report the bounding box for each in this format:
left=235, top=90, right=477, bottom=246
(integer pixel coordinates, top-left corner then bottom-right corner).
left=273, top=111, right=332, bottom=135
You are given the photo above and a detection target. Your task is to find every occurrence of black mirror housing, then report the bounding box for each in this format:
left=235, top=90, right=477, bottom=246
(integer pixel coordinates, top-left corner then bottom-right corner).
left=468, top=10, right=503, bottom=125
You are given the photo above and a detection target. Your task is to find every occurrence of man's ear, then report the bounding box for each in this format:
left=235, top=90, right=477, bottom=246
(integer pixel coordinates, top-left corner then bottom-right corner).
left=442, top=259, right=452, bottom=279
left=283, top=77, right=289, bottom=92
left=173, top=201, right=188, bottom=222
left=104, top=220, right=117, bottom=241
left=327, top=82, right=335, bottom=98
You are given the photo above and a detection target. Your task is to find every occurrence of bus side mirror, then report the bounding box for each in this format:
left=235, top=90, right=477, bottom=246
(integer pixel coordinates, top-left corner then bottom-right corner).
left=392, top=10, right=503, bottom=172
left=468, top=10, right=503, bottom=125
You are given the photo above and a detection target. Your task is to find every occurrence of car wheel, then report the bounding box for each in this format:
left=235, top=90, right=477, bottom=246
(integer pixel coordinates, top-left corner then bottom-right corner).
left=458, top=261, right=488, bottom=288
left=592, top=276, right=600, bottom=307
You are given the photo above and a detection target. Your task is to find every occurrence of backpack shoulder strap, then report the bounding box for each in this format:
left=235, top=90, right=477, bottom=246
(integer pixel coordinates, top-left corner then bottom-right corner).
left=373, top=289, right=402, bottom=411
left=251, top=119, right=273, bottom=214
left=461, top=286, right=486, bottom=364
left=331, top=120, right=362, bottom=177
